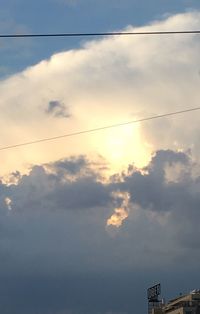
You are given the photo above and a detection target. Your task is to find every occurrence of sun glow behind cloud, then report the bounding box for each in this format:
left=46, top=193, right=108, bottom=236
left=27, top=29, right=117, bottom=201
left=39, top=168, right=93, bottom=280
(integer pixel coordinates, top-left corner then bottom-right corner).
left=93, top=123, right=151, bottom=173
left=0, top=12, right=200, bottom=177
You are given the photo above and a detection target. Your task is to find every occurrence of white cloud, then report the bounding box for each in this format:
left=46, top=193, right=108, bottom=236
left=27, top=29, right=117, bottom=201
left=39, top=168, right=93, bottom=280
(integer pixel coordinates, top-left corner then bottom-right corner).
left=1, top=11, right=200, bottom=176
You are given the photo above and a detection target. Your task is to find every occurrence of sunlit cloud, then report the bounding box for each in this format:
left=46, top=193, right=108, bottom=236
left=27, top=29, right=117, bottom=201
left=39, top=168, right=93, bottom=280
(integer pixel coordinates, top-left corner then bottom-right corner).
left=107, top=191, right=130, bottom=227
left=4, top=197, right=12, bottom=211
left=0, top=11, right=200, bottom=178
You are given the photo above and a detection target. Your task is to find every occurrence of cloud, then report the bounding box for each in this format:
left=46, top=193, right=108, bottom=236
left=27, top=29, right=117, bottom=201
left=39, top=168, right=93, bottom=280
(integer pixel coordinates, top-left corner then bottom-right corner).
left=121, top=150, right=193, bottom=213
left=46, top=100, right=71, bottom=118
left=0, top=149, right=200, bottom=312
left=113, top=149, right=200, bottom=252
left=1, top=11, right=200, bottom=313
left=107, top=191, right=130, bottom=227
left=1, top=149, right=200, bottom=255
left=5, top=156, right=112, bottom=213
left=1, top=11, right=200, bottom=175
left=4, top=197, right=12, bottom=211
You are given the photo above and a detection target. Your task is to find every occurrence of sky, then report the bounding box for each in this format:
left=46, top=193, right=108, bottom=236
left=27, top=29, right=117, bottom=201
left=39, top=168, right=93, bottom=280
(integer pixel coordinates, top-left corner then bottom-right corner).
left=1, top=1, right=200, bottom=314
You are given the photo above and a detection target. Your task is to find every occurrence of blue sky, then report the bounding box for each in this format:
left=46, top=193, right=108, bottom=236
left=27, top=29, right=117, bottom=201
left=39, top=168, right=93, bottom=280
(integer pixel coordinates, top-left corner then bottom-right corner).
left=1, top=0, right=200, bottom=75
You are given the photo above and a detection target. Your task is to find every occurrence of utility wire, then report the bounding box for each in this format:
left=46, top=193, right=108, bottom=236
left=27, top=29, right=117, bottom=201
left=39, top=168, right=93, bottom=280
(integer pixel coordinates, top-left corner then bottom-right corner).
left=0, top=107, right=200, bottom=152
left=1, top=30, right=200, bottom=38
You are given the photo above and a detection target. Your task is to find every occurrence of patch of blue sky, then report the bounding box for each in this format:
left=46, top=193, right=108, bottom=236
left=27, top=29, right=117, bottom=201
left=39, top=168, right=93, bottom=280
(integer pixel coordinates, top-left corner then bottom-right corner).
left=0, top=0, right=200, bottom=77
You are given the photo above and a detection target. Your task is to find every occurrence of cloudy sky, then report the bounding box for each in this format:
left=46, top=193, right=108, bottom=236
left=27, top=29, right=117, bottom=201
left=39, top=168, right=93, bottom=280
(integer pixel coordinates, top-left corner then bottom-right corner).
left=1, top=1, right=200, bottom=314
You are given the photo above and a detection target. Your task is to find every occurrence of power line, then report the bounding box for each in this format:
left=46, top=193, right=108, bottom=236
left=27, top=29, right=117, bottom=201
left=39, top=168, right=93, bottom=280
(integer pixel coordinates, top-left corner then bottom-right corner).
left=1, top=30, right=200, bottom=39
left=0, top=107, right=200, bottom=152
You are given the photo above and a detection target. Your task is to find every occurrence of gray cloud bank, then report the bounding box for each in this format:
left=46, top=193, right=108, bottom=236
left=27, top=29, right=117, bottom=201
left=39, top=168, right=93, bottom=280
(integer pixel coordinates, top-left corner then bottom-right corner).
left=0, top=149, right=200, bottom=313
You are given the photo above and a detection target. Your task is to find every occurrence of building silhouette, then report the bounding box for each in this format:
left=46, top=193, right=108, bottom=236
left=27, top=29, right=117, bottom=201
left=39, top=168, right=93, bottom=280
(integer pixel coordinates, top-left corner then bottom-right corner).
left=150, top=289, right=200, bottom=314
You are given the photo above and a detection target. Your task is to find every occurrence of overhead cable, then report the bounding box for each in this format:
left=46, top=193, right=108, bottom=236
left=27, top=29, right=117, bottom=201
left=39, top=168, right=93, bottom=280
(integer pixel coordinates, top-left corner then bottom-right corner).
left=0, top=107, right=200, bottom=151
left=1, top=30, right=200, bottom=39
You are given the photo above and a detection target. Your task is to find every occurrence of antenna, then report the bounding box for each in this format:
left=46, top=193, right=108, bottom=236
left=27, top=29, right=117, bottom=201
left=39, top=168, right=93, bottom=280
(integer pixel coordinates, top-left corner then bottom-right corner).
left=147, top=283, right=161, bottom=314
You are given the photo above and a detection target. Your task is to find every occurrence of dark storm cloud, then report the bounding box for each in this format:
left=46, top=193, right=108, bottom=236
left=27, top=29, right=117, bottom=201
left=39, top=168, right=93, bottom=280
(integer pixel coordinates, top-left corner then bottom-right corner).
left=117, top=150, right=191, bottom=212
left=53, top=155, right=87, bottom=174
left=114, top=150, right=200, bottom=250
left=46, top=100, right=70, bottom=118
left=1, top=151, right=200, bottom=313
left=1, top=150, right=200, bottom=246
left=5, top=156, right=112, bottom=213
